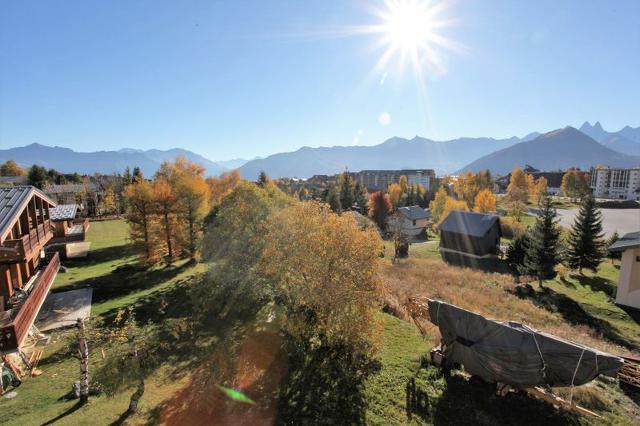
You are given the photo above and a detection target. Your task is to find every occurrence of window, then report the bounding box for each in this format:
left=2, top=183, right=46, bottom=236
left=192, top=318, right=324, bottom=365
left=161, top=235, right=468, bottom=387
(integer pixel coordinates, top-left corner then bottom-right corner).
left=413, top=220, right=416, bottom=226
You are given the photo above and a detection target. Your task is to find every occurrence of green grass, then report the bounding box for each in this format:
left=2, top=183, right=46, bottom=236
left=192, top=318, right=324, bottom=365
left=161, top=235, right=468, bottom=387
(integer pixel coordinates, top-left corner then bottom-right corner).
left=2, top=220, right=203, bottom=425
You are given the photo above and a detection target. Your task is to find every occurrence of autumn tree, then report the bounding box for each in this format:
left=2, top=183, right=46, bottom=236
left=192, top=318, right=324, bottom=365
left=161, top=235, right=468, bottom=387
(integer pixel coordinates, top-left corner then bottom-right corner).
left=101, top=188, right=118, bottom=216
left=429, top=187, right=449, bottom=223
left=261, top=202, right=382, bottom=352
left=398, top=175, right=408, bottom=194
left=506, top=167, right=529, bottom=204
left=353, top=181, right=369, bottom=214
left=258, top=170, right=270, bottom=186
left=440, top=197, right=468, bottom=224
left=325, top=185, right=342, bottom=213
left=0, top=160, right=25, bottom=176
left=153, top=177, right=177, bottom=265
left=561, top=169, right=590, bottom=201
left=367, top=191, right=392, bottom=230
left=473, top=189, right=497, bottom=213
left=532, top=176, right=548, bottom=204
left=565, top=195, right=605, bottom=274
left=207, top=169, right=240, bottom=206
left=175, top=172, right=210, bottom=261
left=132, top=166, right=143, bottom=183
left=387, top=183, right=403, bottom=208
left=125, top=181, right=158, bottom=261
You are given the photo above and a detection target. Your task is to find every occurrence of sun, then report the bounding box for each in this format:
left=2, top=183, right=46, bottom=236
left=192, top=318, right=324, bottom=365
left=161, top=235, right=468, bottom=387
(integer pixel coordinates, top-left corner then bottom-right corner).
left=370, top=0, right=456, bottom=76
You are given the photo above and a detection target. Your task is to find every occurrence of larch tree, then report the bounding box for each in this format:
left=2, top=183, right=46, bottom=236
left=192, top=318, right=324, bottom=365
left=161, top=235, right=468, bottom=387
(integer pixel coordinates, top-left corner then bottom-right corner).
left=153, top=177, right=177, bottom=265
left=561, top=169, right=590, bottom=201
left=522, top=196, right=562, bottom=287
left=565, top=195, right=605, bottom=274
left=368, top=191, right=392, bottom=230
left=533, top=176, right=548, bottom=204
left=506, top=167, right=529, bottom=204
left=473, top=189, right=497, bottom=213
left=207, top=169, right=240, bottom=207
left=429, top=187, right=449, bottom=223
left=387, top=183, right=403, bottom=208
left=175, top=173, right=210, bottom=261
left=124, top=180, right=158, bottom=261
left=439, top=197, right=468, bottom=224
left=0, top=160, right=25, bottom=176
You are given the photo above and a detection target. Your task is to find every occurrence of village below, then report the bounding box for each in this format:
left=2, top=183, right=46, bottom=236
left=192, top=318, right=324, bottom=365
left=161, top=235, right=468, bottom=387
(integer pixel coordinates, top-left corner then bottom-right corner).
left=0, top=155, right=638, bottom=425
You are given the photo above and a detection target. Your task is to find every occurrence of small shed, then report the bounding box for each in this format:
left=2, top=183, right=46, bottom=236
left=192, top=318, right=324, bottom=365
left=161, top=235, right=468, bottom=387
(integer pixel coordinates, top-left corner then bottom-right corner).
left=609, top=232, right=640, bottom=309
left=438, top=210, right=501, bottom=261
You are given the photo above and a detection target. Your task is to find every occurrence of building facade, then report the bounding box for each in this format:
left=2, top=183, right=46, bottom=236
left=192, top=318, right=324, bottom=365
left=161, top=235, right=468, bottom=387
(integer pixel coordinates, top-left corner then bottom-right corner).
left=590, top=167, right=640, bottom=200
left=353, top=169, right=435, bottom=192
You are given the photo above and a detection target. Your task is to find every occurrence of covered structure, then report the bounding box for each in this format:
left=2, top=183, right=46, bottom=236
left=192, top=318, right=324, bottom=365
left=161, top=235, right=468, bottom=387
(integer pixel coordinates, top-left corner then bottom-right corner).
left=609, top=231, right=640, bottom=309
left=438, top=210, right=501, bottom=266
left=427, top=299, right=623, bottom=388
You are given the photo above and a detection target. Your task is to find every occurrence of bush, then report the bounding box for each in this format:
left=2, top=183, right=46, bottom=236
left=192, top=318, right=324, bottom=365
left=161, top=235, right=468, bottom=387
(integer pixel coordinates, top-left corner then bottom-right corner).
left=500, top=220, right=527, bottom=239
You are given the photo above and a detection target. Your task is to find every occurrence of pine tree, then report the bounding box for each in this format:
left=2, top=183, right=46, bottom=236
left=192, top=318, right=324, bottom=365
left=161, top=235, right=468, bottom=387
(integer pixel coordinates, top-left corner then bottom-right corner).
left=258, top=170, right=269, bottom=187
left=506, top=231, right=529, bottom=274
left=326, top=186, right=342, bottom=213
left=522, top=196, right=561, bottom=287
left=606, top=231, right=621, bottom=264
left=566, top=195, right=605, bottom=273
left=339, top=171, right=355, bottom=211
left=353, top=182, right=368, bottom=214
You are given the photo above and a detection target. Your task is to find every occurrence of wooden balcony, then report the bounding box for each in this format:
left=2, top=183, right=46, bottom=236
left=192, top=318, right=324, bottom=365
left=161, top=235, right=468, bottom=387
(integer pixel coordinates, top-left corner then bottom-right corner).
left=0, top=221, right=52, bottom=262
left=0, top=252, right=59, bottom=353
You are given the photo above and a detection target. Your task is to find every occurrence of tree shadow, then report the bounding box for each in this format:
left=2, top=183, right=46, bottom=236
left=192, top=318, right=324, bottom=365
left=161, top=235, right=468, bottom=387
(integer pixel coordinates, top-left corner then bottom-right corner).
left=440, top=251, right=511, bottom=274
left=516, top=287, right=638, bottom=352
left=570, top=273, right=617, bottom=298
left=430, top=373, right=576, bottom=426
left=41, top=401, right=85, bottom=425
left=60, top=245, right=134, bottom=269
left=276, top=335, right=381, bottom=425
left=53, top=261, right=190, bottom=306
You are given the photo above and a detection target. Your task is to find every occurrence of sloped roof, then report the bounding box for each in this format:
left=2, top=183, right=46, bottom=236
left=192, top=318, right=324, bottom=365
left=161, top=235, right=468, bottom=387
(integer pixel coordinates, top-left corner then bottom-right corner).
left=50, top=204, right=78, bottom=221
left=609, top=231, right=640, bottom=252
left=398, top=206, right=429, bottom=220
left=0, top=186, right=56, bottom=240
left=438, top=210, right=500, bottom=237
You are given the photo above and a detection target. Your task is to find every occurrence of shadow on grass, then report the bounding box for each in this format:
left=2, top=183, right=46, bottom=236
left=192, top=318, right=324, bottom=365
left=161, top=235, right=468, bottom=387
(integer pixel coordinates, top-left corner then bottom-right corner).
left=441, top=252, right=512, bottom=275
left=429, top=373, right=576, bottom=426
left=517, top=287, right=638, bottom=352
left=41, top=401, right=85, bottom=425
left=54, top=261, right=190, bottom=306
left=60, top=245, right=134, bottom=269
left=570, top=273, right=617, bottom=298
left=276, top=335, right=381, bottom=425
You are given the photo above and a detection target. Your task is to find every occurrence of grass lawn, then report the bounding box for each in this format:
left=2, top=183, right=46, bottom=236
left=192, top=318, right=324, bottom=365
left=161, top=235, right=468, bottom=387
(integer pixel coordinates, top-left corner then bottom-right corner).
left=2, top=219, right=204, bottom=425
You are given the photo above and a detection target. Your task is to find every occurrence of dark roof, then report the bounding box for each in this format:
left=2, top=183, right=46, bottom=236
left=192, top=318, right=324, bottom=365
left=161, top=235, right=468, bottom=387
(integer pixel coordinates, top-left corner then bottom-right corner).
left=609, top=231, right=640, bottom=253
left=398, top=206, right=429, bottom=220
left=438, top=210, right=500, bottom=237
left=0, top=186, right=55, bottom=240
left=50, top=204, right=78, bottom=221
left=530, top=171, right=564, bottom=188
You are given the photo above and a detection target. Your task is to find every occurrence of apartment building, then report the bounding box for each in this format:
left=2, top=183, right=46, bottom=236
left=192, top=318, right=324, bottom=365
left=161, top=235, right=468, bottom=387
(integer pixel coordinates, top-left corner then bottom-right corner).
left=590, top=167, right=640, bottom=200
left=353, top=169, right=435, bottom=191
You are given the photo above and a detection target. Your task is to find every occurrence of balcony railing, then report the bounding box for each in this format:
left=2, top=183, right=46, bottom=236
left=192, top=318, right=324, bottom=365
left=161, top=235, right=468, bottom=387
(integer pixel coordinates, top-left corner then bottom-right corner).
left=0, top=221, right=52, bottom=262
left=0, top=252, right=59, bottom=353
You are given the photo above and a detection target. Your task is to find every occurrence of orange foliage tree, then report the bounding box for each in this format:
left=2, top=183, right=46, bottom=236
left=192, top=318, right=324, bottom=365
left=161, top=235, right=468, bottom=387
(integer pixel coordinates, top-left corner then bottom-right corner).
left=473, top=189, right=497, bottom=213
left=368, top=191, right=393, bottom=230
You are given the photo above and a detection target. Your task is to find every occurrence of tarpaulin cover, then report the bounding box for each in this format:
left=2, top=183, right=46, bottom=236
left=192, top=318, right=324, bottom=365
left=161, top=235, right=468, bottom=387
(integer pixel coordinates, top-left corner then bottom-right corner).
left=428, top=299, right=624, bottom=387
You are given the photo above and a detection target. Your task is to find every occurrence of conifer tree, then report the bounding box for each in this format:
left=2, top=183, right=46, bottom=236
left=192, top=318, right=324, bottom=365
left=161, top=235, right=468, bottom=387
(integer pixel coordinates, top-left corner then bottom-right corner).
left=326, top=186, right=342, bottom=213
left=353, top=181, right=368, bottom=214
left=522, top=196, right=561, bottom=287
left=565, top=195, right=604, bottom=273
left=506, top=231, right=529, bottom=274
left=339, top=171, right=355, bottom=211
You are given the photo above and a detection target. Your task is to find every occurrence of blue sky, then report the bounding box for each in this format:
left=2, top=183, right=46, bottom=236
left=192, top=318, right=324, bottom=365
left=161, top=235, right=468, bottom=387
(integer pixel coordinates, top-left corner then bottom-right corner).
left=1, top=0, right=639, bottom=161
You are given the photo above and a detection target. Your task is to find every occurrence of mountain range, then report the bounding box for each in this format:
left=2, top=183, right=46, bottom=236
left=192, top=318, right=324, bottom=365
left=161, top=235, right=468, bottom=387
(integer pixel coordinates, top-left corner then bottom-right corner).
left=459, top=127, right=640, bottom=174
left=1, top=122, right=638, bottom=178
left=0, top=144, right=227, bottom=177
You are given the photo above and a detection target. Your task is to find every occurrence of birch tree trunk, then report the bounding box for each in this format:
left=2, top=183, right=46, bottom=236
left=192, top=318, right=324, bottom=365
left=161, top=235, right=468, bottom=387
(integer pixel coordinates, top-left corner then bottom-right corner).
left=77, top=318, right=90, bottom=405
left=127, top=326, right=145, bottom=414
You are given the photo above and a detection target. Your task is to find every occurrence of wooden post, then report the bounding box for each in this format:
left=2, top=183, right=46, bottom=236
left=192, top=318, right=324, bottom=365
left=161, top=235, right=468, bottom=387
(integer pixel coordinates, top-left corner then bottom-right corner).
left=77, top=318, right=90, bottom=404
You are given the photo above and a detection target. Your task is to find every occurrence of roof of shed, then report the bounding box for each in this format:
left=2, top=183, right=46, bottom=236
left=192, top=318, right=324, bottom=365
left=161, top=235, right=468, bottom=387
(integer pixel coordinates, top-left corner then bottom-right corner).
left=398, top=206, right=429, bottom=220
left=50, top=204, right=78, bottom=221
left=0, top=186, right=56, bottom=240
left=609, top=231, right=640, bottom=252
left=438, top=210, right=500, bottom=238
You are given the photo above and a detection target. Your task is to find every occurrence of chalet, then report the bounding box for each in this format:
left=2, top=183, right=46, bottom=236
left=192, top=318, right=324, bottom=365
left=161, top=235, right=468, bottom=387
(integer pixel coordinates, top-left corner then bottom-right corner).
left=0, top=186, right=59, bottom=353
left=43, top=182, right=104, bottom=216
left=609, top=232, right=640, bottom=309
left=49, top=204, right=88, bottom=244
left=438, top=210, right=501, bottom=264
left=394, top=206, right=430, bottom=238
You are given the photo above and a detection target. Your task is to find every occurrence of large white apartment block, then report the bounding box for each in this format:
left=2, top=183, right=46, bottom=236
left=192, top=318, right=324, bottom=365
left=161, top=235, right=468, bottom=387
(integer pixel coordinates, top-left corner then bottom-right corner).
left=590, top=167, right=640, bottom=200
